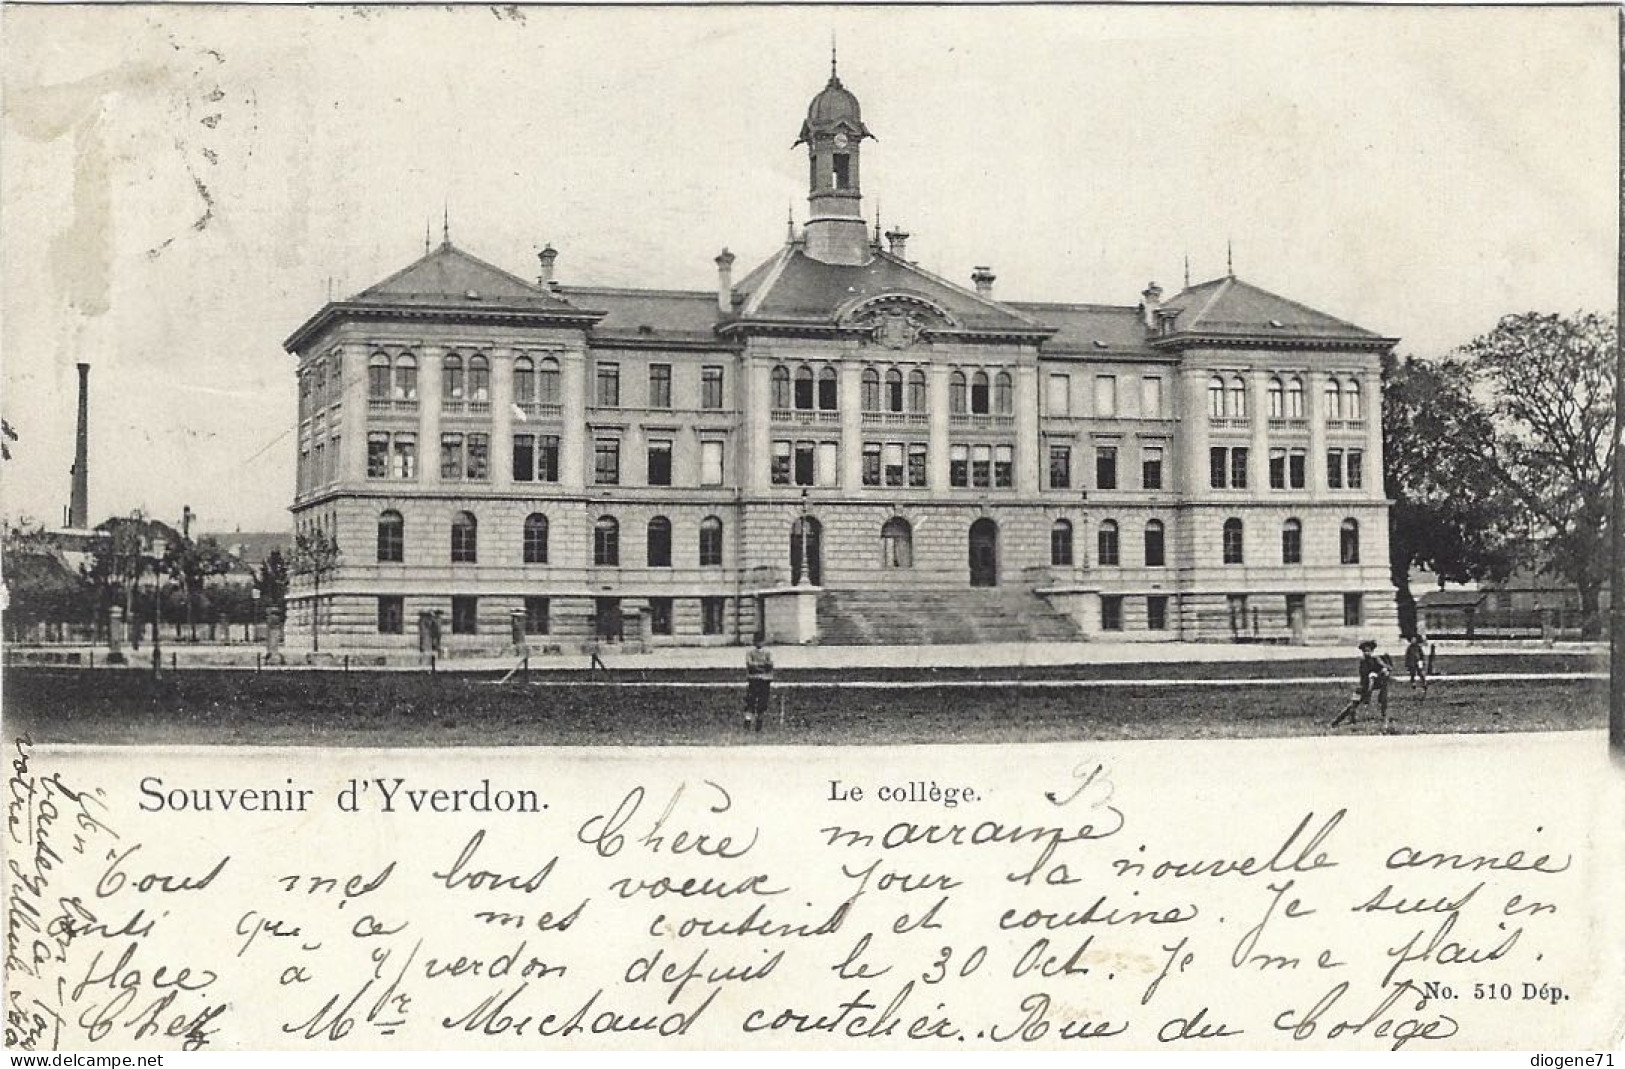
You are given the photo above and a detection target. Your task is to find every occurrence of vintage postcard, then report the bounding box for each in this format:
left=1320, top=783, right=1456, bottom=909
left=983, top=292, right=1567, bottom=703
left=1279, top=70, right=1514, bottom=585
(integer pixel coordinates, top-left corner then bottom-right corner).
left=2, top=3, right=1620, bottom=1054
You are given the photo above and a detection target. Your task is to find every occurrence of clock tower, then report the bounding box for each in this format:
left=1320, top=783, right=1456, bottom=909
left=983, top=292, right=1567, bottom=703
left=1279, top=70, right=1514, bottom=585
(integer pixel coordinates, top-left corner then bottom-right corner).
left=795, top=50, right=874, bottom=265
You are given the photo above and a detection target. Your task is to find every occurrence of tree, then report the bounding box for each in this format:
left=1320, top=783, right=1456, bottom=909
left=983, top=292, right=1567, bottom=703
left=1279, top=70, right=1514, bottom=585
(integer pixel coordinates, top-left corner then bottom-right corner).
left=161, top=535, right=232, bottom=640
left=1459, top=311, right=1616, bottom=638
left=255, top=549, right=290, bottom=613
left=289, top=527, right=341, bottom=652
left=84, top=513, right=176, bottom=649
left=1382, top=353, right=1519, bottom=635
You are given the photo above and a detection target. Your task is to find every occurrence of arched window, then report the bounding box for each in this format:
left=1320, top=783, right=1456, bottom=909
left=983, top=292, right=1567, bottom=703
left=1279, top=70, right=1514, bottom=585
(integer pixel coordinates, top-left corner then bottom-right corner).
left=950, top=371, right=968, bottom=415
left=377, top=510, right=403, bottom=562
left=593, top=516, right=619, bottom=566
left=1050, top=519, right=1074, bottom=567
left=699, top=516, right=723, bottom=566
left=771, top=365, right=792, bottom=409
left=1268, top=378, right=1285, bottom=419
left=513, top=356, right=535, bottom=405
left=1282, top=518, right=1303, bottom=565
left=468, top=354, right=490, bottom=401
left=994, top=371, right=1014, bottom=415
left=1325, top=379, right=1343, bottom=420
left=1097, top=520, right=1120, bottom=566
left=1144, top=520, right=1165, bottom=567
left=1345, top=379, right=1362, bottom=419
left=369, top=353, right=391, bottom=400
left=881, top=517, right=913, bottom=569
left=861, top=367, right=881, bottom=412
left=1208, top=376, right=1226, bottom=417
left=1222, top=518, right=1244, bottom=564
left=537, top=357, right=560, bottom=404
left=443, top=353, right=465, bottom=400
left=1227, top=376, right=1247, bottom=418
left=818, top=366, right=838, bottom=410
left=793, top=365, right=814, bottom=410
left=1287, top=376, right=1305, bottom=418
left=450, top=510, right=478, bottom=563
left=1340, top=518, right=1360, bottom=564
left=523, top=513, right=548, bottom=564
left=646, top=516, right=672, bottom=567
left=394, top=352, right=417, bottom=401
left=971, top=371, right=990, bottom=415
left=885, top=368, right=904, bottom=413
left=908, top=369, right=928, bottom=413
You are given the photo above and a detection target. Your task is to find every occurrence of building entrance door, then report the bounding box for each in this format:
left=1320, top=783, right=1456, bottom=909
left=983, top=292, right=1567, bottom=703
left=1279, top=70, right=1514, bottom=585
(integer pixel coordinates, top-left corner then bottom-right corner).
left=968, top=518, right=999, bottom=587
left=790, top=516, right=822, bottom=586
left=594, top=597, right=623, bottom=642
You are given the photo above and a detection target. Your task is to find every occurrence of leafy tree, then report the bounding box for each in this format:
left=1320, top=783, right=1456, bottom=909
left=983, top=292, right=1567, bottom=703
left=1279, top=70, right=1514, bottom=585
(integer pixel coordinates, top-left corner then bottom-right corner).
left=1382, top=353, right=1518, bottom=635
left=161, top=535, right=233, bottom=640
left=255, top=549, right=290, bottom=613
left=1459, top=311, right=1616, bottom=638
left=290, top=527, right=341, bottom=652
left=84, top=513, right=175, bottom=648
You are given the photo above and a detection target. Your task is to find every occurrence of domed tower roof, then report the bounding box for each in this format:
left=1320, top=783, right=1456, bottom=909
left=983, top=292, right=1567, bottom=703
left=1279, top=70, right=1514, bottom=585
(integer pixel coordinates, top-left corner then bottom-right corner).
left=795, top=50, right=873, bottom=146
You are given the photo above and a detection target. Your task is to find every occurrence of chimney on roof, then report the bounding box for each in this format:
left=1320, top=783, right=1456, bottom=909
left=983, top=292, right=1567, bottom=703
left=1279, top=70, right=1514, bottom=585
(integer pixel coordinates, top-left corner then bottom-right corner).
left=715, top=248, right=736, bottom=314
left=536, top=244, right=558, bottom=287
left=971, top=265, right=996, bottom=298
left=1140, top=282, right=1164, bottom=329
left=885, top=227, right=910, bottom=260
left=69, top=362, right=90, bottom=529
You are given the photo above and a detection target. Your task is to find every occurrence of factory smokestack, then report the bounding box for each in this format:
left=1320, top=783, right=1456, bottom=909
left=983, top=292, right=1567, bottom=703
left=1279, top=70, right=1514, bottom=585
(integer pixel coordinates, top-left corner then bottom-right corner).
left=69, top=362, right=89, bottom=529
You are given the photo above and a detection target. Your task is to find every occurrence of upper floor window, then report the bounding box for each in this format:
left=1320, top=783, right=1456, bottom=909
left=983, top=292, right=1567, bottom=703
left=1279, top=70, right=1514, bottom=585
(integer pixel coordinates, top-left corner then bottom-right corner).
left=818, top=366, right=838, bottom=411
left=646, top=439, right=673, bottom=486
left=700, top=440, right=725, bottom=487
left=794, top=365, right=814, bottom=410
left=950, top=371, right=968, bottom=415
left=1208, top=376, right=1226, bottom=418
left=1210, top=446, right=1248, bottom=490
left=1268, top=377, right=1285, bottom=419
left=377, top=510, right=404, bottom=563
left=970, top=371, right=990, bottom=415
left=513, top=356, right=535, bottom=404
left=702, top=366, right=725, bottom=410
left=467, top=354, right=490, bottom=402
left=1141, top=376, right=1163, bottom=418
left=907, top=370, right=927, bottom=413
left=1325, top=379, right=1343, bottom=420
left=1095, top=375, right=1118, bottom=417
left=523, top=513, right=549, bottom=564
left=1287, top=377, right=1305, bottom=418
left=699, top=516, right=724, bottom=567
left=450, top=511, right=478, bottom=564
left=1341, top=518, right=1361, bottom=564
left=646, top=516, right=672, bottom=568
left=593, top=516, right=619, bottom=566
left=861, top=368, right=881, bottom=412
left=885, top=368, right=904, bottom=413
left=443, top=353, right=465, bottom=400
left=596, top=363, right=620, bottom=407
left=1144, top=520, right=1165, bottom=567
left=994, top=372, right=1013, bottom=416
left=513, top=433, right=560, bottom=483
left=369, top=353, right=391, bottom=400
left=1048, top=444, right=1070, bottom=490
left=1047, top=373, right=1070, bottom=417
left=1226, top=376, right=1247, bottom=418
left=1344, top=378, right=1362, bottom=418
left=594, top=438, right=621, bottom=485
left=1222, top=518, right=1244, bottom=564
left=1095, top=445, right=1118, bottom=490
left=771, top=366, right=791, bottom=409
left=1050, top=519, right=1074, bottom=567
left=1097, top=520, right=1120, bottom=567
left=440, top=432, right=489, bottom=481
left=649, top=364, right=672, bottom=409
left=537, top=357, right=560, bottom=404
left=367, top=432, right=418, bottom=480
left=1142, top=445, right=1164, bottom=490
left=1282, top=518, right=1303, bottom=565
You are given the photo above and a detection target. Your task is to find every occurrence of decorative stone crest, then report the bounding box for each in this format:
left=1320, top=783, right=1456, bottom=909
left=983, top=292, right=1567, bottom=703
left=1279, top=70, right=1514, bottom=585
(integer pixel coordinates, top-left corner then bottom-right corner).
left=842, top=293, right=956, bottom=350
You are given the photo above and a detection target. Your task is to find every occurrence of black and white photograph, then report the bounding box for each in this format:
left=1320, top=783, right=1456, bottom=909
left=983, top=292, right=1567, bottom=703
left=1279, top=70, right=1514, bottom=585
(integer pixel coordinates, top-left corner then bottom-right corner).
left=2, top=3, right=1620, bottom=1055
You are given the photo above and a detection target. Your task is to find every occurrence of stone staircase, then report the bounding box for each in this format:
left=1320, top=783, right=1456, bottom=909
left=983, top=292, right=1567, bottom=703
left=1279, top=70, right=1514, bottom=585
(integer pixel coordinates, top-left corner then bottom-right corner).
left=815, top=587, right=1084, bottom=646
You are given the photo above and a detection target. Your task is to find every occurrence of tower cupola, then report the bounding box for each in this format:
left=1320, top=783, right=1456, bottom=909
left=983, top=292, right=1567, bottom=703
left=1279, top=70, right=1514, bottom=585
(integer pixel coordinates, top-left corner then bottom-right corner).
left=795, top=48, right=875, bottom=265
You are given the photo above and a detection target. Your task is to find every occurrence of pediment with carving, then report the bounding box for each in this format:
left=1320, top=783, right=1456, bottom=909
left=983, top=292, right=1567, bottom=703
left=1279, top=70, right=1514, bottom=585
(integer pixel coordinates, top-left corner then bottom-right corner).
left=839, top=293, right=958, bottom=350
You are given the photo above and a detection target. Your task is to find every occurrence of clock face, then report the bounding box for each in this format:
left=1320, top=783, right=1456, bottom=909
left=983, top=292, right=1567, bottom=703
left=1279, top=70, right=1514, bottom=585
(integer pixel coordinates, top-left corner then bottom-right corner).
left=833, top=133, right=849, bottom=149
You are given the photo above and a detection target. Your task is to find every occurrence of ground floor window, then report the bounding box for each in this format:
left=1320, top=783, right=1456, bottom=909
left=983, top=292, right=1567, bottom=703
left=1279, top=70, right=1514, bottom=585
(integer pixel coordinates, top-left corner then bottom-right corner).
left=378, top=595, right=404, bottom=634
left=1101, top=595, right=1124, bottom=631
left=649, top=597, right=673, bottom=636
left=524, top=596, right=549, bottom=635
left=1147, top=595, right=1168, bottom=631
left=1228, top=594, right=1250, bottom=634
left=701, top=596, right=726, bottom=635
left=451, top=596, right=478, bottom=634
left=1286, top=593, right=1307, bottom=630
left=1343, top=592, right=1364, bottom=627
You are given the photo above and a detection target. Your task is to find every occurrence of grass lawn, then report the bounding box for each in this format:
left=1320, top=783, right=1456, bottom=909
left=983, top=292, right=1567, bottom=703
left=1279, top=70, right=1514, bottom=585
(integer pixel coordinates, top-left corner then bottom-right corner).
left=3, top=657, right=1605, bottom=747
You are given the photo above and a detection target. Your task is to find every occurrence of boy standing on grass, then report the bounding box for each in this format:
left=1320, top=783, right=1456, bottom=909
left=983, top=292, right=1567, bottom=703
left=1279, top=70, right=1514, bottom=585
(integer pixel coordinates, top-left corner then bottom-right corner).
left=744, top=633, right=773, bottom=732
left=1331, top=639, right=1394, bottom=732
left=1404, top=632, right=1430, bottom=694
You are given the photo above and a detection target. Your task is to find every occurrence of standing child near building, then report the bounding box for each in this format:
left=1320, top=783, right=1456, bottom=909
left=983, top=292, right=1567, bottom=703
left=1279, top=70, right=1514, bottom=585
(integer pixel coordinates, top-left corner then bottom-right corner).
left=1331, top=639, right=1394, bottom=731
left=1404, top=633, right=1430, bottom=694
left=744, top=633, right=774, bottom=733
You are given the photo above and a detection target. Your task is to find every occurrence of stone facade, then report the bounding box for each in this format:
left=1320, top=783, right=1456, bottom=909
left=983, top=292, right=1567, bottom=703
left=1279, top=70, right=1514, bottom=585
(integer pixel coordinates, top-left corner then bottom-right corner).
left=282, top=60, right=1398, bottom=651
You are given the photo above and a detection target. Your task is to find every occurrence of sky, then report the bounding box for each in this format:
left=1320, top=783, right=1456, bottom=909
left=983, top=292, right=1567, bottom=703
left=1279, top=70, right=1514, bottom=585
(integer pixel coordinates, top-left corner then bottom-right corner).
left=1, top=4, right=1616, bottom=533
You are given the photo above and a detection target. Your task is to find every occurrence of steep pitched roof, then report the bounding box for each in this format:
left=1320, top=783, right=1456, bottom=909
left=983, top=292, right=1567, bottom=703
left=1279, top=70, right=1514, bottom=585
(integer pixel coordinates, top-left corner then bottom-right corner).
left=557, top=287, right=725, bottom=346
left=1159, top=275, right=1386, bottom=342
left=1007, top=302, right=1157, bottom=356
left=353, top=242, right=580, bottom=311
left=732, top=247, right=1049, bottom=336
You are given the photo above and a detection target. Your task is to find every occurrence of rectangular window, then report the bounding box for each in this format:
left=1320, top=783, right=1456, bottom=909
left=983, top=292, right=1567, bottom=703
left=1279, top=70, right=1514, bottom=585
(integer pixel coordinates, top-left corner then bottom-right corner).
left=1210, top=447, right=1227, bottom=490
left=992, top=445, right=1013, bottom=488
left=594, top=438, right=620, bottom=485
left=832, top=154, right=851, bottom=190
left=1141, top=376, right=1164, bottom=418
left=1047, top=373, right=1071, bottom=416
left=524, top=596, right=550, bottom=635
left=1346, top=450, right=1364, bottom=490
left=1269, top=448, right=1287, bottom=490
left=451, top=596, right=478, bottom=635
left=1230, top=447, right=1249, bottom=490
left=648, top=597, right=673, bottom=636
left=536, top=435, right=559, bottom=483
left=1094, top=375, right=1118, bottom=417
left=1286, top=593, right=1307, bottom=629
left=647, top=440, right=673, bottom=486
left=596, top=363, right=620, bottom=407
left=1142, top=446, right=1164, bottom=490
left=1327, top=449, right=1344, bottom=490
left=1343, top=593, right=1364, bottom=627
left=648, top=364, right=672, bottom=409
left=701, top=366, right=724, bottom=410
left=816, top=441, right=839, bottom=487
left=368, top=432, right=389, bottom=478
left=466, top=433, right=489, bottom=480
left=1101, top=595, right=1124, bottom=631
left=701, top=596, right=726, bottom=635
left=440, top=433, right=464, bottom=480
left=392, top=434, right=416, bottom=479
left=1049, top=444, right=1070, bottom=489
left=513, top=434, right=535, bottom=482
left=377, top=596, right=404, bottom=635
left=970, top=445, right=992, bottom=488
left=1147, top=595, right=1169, bottom=631
left=793, top=442, right=815, bottom=487
left=862, top=443, right=882, bottom=487
left=884, top=443, right=906, bottom=487
left=950, top=444, right=969, bottom=487
left=701, top=440, right=725, bottom=487
left=1228, top=594, right=1250, bottom=633
left=907, top=444, right=928, bottom=487
left=1288, top=449, right=1306, bottom=490
left=772, top=441, right=792, bottom=486
left=1095, top=445, right=1118, bottom=490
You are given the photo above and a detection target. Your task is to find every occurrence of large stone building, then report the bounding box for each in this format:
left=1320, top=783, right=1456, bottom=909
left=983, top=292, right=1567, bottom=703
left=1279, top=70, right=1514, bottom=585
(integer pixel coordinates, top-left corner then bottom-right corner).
left=282, top=60, right=1397, bottom=651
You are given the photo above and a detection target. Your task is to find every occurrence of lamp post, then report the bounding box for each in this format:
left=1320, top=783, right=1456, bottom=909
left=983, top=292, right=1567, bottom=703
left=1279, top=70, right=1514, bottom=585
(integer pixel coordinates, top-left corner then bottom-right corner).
left=796, top=489, right=811, bottom=587
left=250, top=588, right=260, bottom=644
